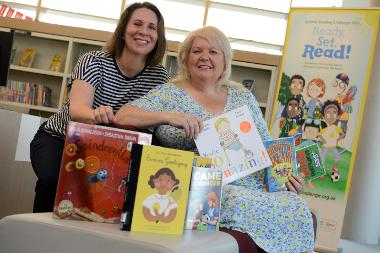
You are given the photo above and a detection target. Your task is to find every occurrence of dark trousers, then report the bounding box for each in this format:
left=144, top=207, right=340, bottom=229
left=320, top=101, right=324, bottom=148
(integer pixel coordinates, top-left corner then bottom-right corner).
left=30, top=128, right=64, bottom=213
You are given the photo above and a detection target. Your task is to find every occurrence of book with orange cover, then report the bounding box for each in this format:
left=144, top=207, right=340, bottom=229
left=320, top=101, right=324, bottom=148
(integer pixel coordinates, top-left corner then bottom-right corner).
left=53, top=122, right=152, bottom=223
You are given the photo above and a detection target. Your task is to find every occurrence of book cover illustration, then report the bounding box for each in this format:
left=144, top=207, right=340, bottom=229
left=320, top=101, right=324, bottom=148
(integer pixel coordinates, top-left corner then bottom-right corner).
left=19, top=48, right=36, bottom=67
left=296, top=142, right=326, bottom=183
left=53, top=122, right=152, bottom=223
left=121, top=144, right=193, bottom=235
left=48, top=53, right=65, bottom=72
left=193, top=155, right=214, bottom=168
left=195, top=105, right=272, bottom=185
left=263, top=136, right=297, bottom=192
left=185, top=166, right=222, bottom=231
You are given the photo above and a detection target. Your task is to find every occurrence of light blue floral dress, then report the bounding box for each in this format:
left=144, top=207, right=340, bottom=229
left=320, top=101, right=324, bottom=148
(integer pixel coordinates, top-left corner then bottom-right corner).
left=130, top=83, right=314, bottom=253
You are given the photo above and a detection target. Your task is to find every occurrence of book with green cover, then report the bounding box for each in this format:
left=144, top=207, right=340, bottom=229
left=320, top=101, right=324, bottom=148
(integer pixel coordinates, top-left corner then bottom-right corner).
left=296, top=142, right=325, bottom=182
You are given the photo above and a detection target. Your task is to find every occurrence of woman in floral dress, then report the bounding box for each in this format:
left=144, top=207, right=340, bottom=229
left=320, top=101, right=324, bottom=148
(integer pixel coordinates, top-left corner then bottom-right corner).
left=115, top=26, right=314, bottom=253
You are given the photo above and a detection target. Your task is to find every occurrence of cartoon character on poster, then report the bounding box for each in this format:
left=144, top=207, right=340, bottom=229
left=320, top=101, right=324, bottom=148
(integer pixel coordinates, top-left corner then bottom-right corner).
left=305, top=78, right=326, bottom=120
left=300, top=117, right=325, bottom=142
left=279, top=97, right=303, bottom=137
left=320, top=100, right=345, bottom=181
left=331, top=73, right=357, bottom=148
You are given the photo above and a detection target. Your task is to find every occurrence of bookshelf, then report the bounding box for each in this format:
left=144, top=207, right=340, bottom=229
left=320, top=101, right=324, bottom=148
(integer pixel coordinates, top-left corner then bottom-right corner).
left=0, top=28, right=104, bottom=116
left=0, top=17, right=280, bottom=122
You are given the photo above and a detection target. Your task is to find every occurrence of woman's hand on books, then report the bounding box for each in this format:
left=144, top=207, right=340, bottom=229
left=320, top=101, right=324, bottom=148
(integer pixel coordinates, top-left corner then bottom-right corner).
left=70, top=80, right=115, bottom=125
left=93, top=105, right=116, bottom=125
left=286, top=175, right=304, bottom=194
left=167, top=113, right=203, bottom=139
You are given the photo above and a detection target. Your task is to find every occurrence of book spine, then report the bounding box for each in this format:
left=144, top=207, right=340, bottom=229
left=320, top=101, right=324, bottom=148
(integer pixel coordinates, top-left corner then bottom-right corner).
left=120, top=143, right=143, bottom=231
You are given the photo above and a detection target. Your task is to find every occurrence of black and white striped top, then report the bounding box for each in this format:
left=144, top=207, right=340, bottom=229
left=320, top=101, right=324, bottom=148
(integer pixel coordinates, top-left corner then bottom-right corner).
left=43, top=51, right=170, bottom=138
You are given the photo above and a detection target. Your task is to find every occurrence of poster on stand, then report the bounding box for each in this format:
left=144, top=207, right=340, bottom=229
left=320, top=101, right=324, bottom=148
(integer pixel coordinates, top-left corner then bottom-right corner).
left=269, top=8, right=379, bottom=252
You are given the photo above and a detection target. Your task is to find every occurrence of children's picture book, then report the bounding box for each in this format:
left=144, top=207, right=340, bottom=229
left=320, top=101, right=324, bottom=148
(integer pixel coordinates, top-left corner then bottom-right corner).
left=195, top=105, right=272, bottom=185
left=193, top=155, right=214, bottom=168
left=19, top=48, right=36, bottom=67
left=185, top=166, right=222, bottom=231
left=120, top=144, right=194, bottom=235
left=296, top=142, right=325, bottom=183
left=263, top=136, right=297, bottom=192
left=53, top=122, right=152, bottom=223
left=48, top=53, right=65, bottom=72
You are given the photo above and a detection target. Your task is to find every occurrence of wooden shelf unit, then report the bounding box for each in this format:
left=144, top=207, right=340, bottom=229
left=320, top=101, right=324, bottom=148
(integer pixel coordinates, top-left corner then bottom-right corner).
left=0, top=16, right=280, bottom=123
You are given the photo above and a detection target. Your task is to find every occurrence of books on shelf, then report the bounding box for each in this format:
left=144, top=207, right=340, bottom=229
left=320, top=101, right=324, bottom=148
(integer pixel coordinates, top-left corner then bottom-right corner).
left=296, top=142, right=325, bottom=182
left=0, top=80, right=52, bottom=107
left=48, top=53, right=65, bottom=72
left=263, top=136, right=298, bottom=192
left=53, top=122, right=152, bottom=223
left=120, top=144, right=193, bottom=235
left=185, top=166, right=222, bottom=231
left=19, top=48, right=36, bottom=67
left=195, top=105, right=272, bottom=185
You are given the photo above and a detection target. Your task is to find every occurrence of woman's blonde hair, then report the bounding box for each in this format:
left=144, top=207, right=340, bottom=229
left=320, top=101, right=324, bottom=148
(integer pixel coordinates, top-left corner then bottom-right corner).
left=173, top=26, right=232, bottom=85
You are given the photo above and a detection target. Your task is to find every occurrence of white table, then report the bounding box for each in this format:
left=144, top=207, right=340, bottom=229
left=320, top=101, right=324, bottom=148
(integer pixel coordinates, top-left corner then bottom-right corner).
left=0, top=213, right=238, bottom=253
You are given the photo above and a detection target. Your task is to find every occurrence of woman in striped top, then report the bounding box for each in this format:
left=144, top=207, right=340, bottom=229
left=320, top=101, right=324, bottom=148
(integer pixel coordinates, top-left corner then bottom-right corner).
left=30, top=2, right=170, bottom=213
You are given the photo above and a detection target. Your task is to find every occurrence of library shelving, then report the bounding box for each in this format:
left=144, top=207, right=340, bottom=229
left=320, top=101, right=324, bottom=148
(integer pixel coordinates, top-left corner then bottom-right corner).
left=0, top=16, right=280, bottom=123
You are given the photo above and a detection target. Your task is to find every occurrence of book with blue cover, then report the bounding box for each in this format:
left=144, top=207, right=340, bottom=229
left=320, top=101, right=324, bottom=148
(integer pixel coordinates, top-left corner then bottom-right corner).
left=185, top=166, right=222, bottom=231
left=263, top=136, right=297, bottom=192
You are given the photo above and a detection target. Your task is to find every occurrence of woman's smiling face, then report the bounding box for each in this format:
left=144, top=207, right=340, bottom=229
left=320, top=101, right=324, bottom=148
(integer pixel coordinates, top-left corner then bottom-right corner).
left=124, top=7, right=158, bottom=57
left=187, top=37, right=224, bottom=83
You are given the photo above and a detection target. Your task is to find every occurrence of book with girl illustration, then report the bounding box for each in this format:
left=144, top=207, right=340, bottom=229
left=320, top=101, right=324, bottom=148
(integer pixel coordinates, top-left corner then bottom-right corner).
left=185, top=165, right=223, bottom=231
left=195, top=105, right=272, bottom=185
left=120, top=144, right=193, bottom=235
left=53, top=122, right=152, bottom=223
left=263, top=136, right=298, bottom=192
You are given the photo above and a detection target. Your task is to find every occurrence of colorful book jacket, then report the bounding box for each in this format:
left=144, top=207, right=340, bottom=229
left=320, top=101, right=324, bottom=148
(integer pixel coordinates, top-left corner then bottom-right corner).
left=53, top=122, right=152, bottom=223
left=195, top=105, right=272, bottom=185
left=263, top=136, right=297, bottom=192
left=296, top=142, right=325, bottom=182
left=185, top=166, right=222, bottom=231
left=120, top=144, right=193, bottom=235
left=48, top=53, right=65, bottom=72
left=19, top=48, right=36, bottom=67
left=193, top=155, right=214, bottom=168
